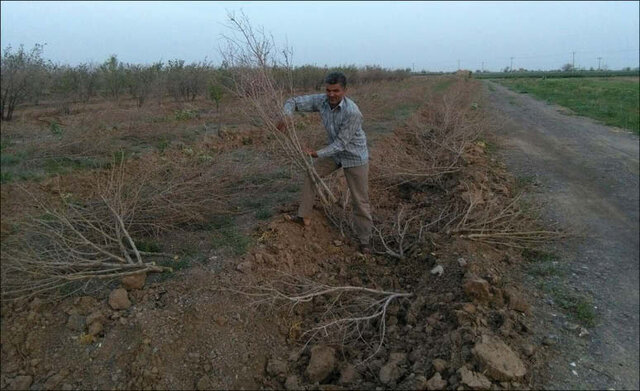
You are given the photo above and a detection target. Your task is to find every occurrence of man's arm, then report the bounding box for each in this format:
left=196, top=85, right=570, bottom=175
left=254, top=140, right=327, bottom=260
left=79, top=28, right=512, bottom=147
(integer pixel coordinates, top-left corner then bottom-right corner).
left=316, top=111, right=363, bottom=158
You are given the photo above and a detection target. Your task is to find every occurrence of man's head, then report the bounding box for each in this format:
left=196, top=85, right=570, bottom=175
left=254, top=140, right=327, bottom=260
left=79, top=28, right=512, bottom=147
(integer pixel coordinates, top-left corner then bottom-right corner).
left=324, top=72, right=347, bottom=107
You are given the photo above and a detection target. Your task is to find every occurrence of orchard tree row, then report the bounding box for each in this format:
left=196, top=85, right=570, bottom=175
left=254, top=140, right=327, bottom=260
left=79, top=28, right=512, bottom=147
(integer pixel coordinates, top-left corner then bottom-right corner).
left=1, top=44, right=412, bottom=121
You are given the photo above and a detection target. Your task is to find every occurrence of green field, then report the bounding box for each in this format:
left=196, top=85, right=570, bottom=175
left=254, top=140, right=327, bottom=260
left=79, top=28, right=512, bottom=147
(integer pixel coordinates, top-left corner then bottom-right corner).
left=496, top=77, right=639, bottom=133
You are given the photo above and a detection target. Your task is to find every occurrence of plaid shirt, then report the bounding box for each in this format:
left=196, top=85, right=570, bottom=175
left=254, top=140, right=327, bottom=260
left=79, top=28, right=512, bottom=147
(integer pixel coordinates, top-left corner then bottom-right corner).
left=283, top=94, right=369, bottom=168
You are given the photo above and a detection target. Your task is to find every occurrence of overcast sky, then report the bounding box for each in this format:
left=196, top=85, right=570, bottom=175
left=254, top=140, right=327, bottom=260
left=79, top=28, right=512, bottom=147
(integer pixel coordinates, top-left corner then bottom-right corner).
left=1, top=1, right=638, bottom=71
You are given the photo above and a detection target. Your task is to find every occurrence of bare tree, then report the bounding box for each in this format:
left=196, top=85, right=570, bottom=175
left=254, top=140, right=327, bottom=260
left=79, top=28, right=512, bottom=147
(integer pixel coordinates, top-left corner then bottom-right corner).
left=100, top=55, right=126, bottom=101
left=1, top=44, right=49, bottom=120
left=126, top=62, right=163, bottom=107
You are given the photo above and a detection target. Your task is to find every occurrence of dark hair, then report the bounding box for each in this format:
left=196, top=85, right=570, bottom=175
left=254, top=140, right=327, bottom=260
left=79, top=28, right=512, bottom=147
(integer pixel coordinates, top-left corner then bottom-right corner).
left=324, top=72, right=347, bottom=88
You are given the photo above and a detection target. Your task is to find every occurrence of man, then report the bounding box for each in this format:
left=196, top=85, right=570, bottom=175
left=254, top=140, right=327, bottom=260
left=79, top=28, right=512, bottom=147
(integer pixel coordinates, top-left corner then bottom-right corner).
left=279, top=72, right=372, bottom=254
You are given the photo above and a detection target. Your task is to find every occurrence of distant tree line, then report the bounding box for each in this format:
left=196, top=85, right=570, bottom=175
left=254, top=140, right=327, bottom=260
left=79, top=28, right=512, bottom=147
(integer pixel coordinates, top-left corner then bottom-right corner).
left=0, top=44, right=412, bottom=121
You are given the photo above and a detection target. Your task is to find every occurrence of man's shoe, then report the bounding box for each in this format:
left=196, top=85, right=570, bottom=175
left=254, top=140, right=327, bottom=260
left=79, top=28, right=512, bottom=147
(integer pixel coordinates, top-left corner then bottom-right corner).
left=284, top=214, right=310, bottom=227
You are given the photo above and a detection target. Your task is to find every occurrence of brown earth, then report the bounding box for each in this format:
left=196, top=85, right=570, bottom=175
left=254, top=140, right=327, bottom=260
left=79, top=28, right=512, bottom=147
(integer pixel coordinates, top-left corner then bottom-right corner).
left=2, top=77, right=558, bottom=390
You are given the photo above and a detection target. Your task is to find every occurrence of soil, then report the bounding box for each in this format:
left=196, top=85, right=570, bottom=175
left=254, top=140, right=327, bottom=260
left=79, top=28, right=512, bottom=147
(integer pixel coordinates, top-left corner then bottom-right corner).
left=485, top=81, right=639, bottom=390
left=3, top=76, right=629, bottom=391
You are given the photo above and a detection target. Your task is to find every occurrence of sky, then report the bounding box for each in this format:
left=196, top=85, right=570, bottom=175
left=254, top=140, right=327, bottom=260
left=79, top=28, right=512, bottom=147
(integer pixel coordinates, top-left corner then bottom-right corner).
left=1, top=1, right=639, bottom=72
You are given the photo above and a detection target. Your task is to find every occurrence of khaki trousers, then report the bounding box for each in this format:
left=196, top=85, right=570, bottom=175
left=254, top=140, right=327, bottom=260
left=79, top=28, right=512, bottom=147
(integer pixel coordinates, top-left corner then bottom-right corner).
left=298, top=158, right=372, bottom=245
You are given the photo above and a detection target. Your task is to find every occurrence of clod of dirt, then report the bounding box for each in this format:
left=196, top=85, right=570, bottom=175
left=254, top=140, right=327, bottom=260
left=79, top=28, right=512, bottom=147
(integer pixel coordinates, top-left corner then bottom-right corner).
left=7, top=376, right=32, bottom=391
left=430, top=265, right=444, bottom=276
left=29, top=297, right=45, bottom=312
left=44, top=373, right=65, bottom=390
left=214, top=315, right=227, bottom=326
left=88, top=321, right=103, bottom=336
left=284, top=375, right=301, bottom=390
left=458, top=366, right=492, bottom=390
left=463, top=276, right=492, bottom=303
left=74, top=296, right=98, bottom=315
left=304, top=345, right=336, bottom=383
left=66, top=314, right=86, bottom=331
left=432, top=358, right=448, bottom=373
left=461, top=303, right=476, bottom=314
left=457, top=258, right=468, bottom=268
left=86, top=310, right=106, bottom=325
left=472, top=335, right=526, bottom=381
left=236, top=261, right=253, bottom=273
left=426, top=372, right=448, bottom=390
left=523, top=344, right=536, bottom=357
left=542, top=335, right=558, bottom=346
left=504, top=287, right=530, bottom=313
left=379, top=352, right=407, bottom=385
left=109, top=288, right=132, bottom=310
left=407, top=348, right=422, bottom=363
left=337, top=363, right=360, bottom=385
left=196, top=375, right=213, bottom=390
left=266, top=358, right=288, bottom=378
left=122, top=272, right=147, bottom=290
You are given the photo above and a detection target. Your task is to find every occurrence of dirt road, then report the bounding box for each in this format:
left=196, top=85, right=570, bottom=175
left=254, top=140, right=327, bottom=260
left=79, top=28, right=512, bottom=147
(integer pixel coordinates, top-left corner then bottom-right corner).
left=485, top=81, right=639, bottom=390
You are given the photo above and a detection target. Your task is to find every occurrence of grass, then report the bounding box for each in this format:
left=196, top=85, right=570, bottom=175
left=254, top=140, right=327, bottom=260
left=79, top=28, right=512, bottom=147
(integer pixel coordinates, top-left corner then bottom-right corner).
left=525, top=249, right=597, bottom=327
left=524, top=249, right=563, bottom=277
left=390, top=103, right=421, bottom=120
left=198, top=214, right=252, bottom=256
left=433, top=78, right=455, bottom=93
left=514, top=174, right=539, bottom=194
left=1, top=149, right=108, bottom=183
left=210, top=225, right=252, bottom=256
left=136, top=239, right=162, bottom=253
left=173, top=108, right=199, bottom=121
left=540, top=281, right=597, bottom=327
left=497, top=78, right=639, bottom=133
left=474, top=70, right=639, bottom=80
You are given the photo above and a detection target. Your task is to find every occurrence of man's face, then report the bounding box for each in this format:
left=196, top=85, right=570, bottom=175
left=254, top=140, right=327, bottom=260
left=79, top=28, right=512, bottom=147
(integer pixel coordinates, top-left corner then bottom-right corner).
left=326, top=83, right=346, bottom=106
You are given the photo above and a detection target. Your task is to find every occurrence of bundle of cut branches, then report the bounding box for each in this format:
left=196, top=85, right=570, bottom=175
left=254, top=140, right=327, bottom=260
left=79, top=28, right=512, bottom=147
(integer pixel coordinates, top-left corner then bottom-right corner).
left=446, top=181, right=563, bottom=248
left=372, top=79, right=484, bottom=189
left=220, top=11, right=336, bottom=207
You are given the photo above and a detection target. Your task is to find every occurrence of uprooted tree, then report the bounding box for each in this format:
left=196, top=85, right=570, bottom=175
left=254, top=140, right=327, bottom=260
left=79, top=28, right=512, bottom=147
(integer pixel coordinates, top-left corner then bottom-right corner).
left=220, top=11, right=337, bottom=208
left=0, top=151, right=243, bottom=300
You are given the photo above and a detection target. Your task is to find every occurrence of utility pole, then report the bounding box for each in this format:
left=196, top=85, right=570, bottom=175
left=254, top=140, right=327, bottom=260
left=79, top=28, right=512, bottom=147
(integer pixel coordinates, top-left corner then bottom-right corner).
left=597, top=57, right=602, bottom=70
left=481, top=61, right=484, bottom=72
left=412, top=62, right=415, bottom=73
left=510, top=57, right=514, bottom=71
left=572, top=51, right=576, bottom=70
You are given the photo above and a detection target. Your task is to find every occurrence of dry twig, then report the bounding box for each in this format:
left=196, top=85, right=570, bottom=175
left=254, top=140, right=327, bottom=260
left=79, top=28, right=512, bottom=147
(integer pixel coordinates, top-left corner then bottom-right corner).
left=228, top=272, right=412, bottom=362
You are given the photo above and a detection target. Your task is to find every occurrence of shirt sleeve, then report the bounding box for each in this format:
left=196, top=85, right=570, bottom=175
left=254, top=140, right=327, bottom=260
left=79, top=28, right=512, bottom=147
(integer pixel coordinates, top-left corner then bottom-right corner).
left=316, top=111, right=363, bottom=158
left=283, top=94, right=324, bottom=115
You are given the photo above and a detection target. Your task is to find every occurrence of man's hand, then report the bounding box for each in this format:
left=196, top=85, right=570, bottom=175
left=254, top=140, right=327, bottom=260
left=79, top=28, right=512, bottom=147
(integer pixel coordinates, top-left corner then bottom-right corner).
left=303, top=147, right=318, bottom=158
